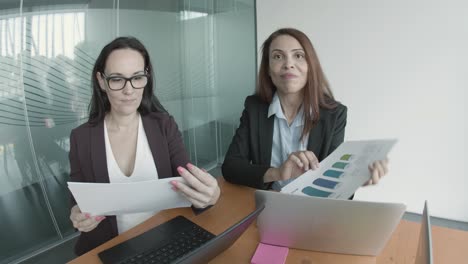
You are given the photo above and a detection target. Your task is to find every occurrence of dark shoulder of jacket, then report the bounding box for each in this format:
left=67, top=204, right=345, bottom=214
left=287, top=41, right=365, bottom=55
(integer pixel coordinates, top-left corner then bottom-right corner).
left=70, top=121, right=94, bottom=137
left=142, top=111, right=178, bottom=134
left=244, top=94, right=268, bottom=111
left=319, top=101, right=347, bottom=120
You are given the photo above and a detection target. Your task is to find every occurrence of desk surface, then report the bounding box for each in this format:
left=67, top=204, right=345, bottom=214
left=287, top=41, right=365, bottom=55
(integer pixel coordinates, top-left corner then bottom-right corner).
left=69, top=178, right=468, bottom=264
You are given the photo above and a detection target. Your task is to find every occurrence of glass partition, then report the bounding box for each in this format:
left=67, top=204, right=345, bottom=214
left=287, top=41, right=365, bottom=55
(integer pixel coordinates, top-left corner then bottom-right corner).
left=0, top=2, right=62, bottom=262
left=214, top=0, right=256, bottom=160
left=0, top=0, right=255, bottom=262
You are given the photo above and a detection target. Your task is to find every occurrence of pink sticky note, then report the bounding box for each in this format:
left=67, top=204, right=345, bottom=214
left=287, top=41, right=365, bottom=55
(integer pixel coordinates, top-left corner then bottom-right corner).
left=251, top=243, right=289, bottom=264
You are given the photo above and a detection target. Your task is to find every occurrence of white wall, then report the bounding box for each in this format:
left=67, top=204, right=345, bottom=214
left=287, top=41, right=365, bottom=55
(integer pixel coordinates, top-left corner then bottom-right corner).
left=257, top=0, right=467, bottom=221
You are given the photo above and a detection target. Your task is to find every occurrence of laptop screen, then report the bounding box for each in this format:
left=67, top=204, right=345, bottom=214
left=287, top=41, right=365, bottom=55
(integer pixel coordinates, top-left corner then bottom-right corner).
left=175, top=204, right=265, bottom=264
left=415, top=200, right=433, bottom=264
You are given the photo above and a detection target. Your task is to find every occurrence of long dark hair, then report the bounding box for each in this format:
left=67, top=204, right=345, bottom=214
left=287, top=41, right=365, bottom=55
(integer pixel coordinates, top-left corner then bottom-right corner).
left=88, top=36, right=166, bottom=124
left=256, top=28, right=337, bottom=140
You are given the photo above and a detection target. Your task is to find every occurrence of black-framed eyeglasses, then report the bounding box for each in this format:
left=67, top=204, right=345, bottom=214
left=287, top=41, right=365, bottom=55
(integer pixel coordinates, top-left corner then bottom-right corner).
left=101, top=72, right=149, bottom=91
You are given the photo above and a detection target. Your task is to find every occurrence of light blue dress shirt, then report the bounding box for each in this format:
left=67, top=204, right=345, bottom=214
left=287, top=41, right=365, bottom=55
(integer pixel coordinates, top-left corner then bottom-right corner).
left=269, top=93, right=309, bottom=190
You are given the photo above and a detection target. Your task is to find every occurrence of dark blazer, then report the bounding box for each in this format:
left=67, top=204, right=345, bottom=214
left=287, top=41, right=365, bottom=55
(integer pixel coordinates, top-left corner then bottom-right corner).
left=222, top=95, right=347, bottom=189
left=69, top=112, right=190, bottom=256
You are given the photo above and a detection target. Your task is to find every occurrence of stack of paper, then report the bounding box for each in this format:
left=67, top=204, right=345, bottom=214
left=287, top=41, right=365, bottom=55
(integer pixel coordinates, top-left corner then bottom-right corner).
left=281, top=139, right=397, bottom=199
left=68, top=177, right=191, bottom=215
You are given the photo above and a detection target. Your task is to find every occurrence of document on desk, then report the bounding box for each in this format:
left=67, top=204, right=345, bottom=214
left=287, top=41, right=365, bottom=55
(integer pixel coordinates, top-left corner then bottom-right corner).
left=68, top=177, right=191, bottom=215
left=281, top=139, right=397, bottom=199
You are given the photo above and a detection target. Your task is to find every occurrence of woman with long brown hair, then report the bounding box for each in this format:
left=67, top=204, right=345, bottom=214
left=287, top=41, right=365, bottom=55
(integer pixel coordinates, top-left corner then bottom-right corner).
left=222, top=28, right=388, bottom=190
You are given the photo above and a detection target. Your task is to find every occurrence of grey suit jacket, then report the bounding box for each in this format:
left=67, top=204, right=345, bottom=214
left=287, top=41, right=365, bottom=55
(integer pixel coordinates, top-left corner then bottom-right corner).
left=222, top=95, right=347, bottom=189
left=69, top=111, right=190, bottom=256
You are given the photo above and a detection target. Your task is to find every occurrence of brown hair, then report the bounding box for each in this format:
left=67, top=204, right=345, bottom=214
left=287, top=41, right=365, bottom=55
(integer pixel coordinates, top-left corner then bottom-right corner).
left=256, top=28, right=337, bottom=140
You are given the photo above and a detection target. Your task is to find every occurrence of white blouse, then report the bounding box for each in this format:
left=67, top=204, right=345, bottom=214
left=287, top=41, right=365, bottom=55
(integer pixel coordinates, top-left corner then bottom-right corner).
left=104, top=115, right=159, bottom=234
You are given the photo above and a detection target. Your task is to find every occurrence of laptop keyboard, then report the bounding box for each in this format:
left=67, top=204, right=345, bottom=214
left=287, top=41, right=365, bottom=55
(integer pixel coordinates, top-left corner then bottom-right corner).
left=118, top=224, right=215, bottom=264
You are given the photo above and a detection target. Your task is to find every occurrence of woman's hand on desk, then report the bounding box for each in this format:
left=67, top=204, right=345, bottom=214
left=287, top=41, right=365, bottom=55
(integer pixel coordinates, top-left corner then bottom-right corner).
left=264, top=151, right=320, bottom=182
left=363, top=158, right=389, bottom=186
left=171, top=163, right=220, bottom=209
left=70, top=205, right=106, bottom=232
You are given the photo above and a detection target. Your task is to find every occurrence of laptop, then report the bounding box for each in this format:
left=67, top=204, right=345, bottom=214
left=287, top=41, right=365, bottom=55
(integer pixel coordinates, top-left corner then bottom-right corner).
left=254, top=190, right=406, bottom=256
left=415, top=200, right=433, bottom=264
left=98, top=205, right=265, bottom=264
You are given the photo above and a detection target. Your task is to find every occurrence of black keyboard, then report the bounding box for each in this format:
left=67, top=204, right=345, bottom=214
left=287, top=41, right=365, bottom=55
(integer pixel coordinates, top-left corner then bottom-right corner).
left=119, top=224, right=215, bottom=264
left=99, top=216, right=216, bottom=264
left=99, top=207, right=265, bottom=264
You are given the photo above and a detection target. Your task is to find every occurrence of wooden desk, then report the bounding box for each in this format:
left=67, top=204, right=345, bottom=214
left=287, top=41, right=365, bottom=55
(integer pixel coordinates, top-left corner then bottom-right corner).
left=69, top=178, right=468, bottom=264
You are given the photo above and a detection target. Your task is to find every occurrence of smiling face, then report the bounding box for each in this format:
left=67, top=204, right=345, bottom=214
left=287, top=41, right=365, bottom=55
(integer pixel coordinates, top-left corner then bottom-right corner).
left=97, top=48, right=146, bottom=117
left=268, top=34, right=309, bottom=97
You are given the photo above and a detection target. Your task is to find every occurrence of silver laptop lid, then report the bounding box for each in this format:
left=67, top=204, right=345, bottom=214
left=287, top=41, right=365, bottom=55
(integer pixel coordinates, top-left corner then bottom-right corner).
left=415, top=201, right=433, bottom=264
left=255, top=190, right=406, bottom=256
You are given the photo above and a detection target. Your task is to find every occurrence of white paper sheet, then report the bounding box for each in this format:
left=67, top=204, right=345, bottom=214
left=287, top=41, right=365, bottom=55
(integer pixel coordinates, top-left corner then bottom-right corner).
left=281, top=139, right=397, bottom=199
left=68, top=177, right=191, bottom=215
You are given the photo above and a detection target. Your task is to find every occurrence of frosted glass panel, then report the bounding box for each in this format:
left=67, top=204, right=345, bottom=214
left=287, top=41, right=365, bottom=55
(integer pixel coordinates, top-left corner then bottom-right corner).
left=0, top=3, right=61, bottom=262
left=0, top=1, right=117, bottom=263
left=215, top=1, right=256, bottom=158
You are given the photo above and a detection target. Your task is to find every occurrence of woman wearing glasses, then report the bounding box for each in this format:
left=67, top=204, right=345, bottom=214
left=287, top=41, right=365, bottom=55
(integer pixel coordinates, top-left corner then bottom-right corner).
left=69, top=37, right=220, bottom=255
